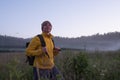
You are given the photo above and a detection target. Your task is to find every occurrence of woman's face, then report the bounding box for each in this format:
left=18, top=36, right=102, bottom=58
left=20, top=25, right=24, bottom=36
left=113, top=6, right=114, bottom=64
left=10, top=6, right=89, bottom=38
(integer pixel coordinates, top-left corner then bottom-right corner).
left=42, top=24, right=52, bottom=33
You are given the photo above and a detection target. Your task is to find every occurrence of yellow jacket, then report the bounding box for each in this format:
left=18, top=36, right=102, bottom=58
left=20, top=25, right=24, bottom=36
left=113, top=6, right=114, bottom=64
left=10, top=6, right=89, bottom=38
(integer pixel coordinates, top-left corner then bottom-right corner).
left=26, top=33, right=58, bottom=69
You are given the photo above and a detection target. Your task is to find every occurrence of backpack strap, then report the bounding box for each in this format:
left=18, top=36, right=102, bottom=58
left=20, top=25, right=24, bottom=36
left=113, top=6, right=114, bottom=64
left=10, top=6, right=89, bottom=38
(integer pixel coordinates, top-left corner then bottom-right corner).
left=37, top=35, right=46, bottom=47
left=52, top=39, right=55, bottom=48
left=37, top=34, right=55, bottom=58
left=37, top=34, right=55, bottom=48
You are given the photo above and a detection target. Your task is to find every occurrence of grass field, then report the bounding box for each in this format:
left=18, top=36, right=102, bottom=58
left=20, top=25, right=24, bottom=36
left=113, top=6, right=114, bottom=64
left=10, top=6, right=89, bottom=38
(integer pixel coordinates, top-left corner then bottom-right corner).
left=0, top=50, right=120, bottom=80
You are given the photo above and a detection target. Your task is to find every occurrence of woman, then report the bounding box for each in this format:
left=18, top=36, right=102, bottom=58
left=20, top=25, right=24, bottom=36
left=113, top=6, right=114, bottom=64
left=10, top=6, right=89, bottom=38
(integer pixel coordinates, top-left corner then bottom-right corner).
left=26, top=20, right=64, bottom=80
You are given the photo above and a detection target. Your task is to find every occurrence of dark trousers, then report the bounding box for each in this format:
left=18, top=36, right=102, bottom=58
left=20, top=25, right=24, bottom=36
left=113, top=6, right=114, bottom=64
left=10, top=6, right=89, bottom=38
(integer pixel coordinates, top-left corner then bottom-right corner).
left=33, top=67, right=38, bottom=80
left=33, top=66, right=63, bottom=80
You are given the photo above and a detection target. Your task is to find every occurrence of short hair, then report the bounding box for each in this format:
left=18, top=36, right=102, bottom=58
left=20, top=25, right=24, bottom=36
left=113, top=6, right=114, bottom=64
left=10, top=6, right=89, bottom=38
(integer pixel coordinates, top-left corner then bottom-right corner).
left=41, top=21, right=52, bottom=31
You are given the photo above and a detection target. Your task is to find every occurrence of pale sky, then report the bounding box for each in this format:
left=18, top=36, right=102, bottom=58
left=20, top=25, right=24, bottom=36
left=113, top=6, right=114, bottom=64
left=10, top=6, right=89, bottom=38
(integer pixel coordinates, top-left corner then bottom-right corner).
left=0, top=0, right=120, bottom=38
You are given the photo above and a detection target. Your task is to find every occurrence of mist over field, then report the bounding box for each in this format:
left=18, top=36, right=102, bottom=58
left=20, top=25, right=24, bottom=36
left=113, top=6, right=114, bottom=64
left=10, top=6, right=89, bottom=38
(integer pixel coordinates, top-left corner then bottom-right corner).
left=0, top=31, right=120, bottom=51
left=54, top=32, right=120, bottom=51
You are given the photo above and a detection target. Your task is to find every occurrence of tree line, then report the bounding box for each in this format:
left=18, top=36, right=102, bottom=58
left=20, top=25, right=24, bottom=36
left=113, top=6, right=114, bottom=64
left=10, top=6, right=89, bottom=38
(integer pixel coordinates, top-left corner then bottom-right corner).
left=0, top=31, right=120, bottom=51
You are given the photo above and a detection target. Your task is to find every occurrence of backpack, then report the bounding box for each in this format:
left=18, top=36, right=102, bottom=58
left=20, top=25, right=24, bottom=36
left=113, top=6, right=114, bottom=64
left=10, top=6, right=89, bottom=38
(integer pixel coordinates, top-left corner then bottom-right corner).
left=26, top=34, right=54, bottom=66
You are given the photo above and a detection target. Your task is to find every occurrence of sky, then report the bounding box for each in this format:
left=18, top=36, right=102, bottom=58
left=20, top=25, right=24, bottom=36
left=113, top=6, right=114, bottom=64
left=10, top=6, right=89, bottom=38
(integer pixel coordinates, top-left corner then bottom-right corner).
left=0, top=0, right=120, bottom=38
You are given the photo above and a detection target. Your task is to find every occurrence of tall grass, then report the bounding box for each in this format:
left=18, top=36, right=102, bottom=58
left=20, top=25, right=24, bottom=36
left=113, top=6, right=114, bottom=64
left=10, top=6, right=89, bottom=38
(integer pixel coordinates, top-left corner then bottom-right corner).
left=0, top=50, right=120, bottom=80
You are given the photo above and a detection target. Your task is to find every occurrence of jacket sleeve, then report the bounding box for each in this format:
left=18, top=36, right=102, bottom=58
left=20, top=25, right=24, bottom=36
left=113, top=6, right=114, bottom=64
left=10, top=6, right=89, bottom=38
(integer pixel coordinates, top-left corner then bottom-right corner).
left=26, top=36, right=43, bottom=56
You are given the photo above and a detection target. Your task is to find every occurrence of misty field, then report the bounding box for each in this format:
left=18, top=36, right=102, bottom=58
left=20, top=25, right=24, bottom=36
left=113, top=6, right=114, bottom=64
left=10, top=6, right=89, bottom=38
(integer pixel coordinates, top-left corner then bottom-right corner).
left=0, top=50, right=120, bottom=80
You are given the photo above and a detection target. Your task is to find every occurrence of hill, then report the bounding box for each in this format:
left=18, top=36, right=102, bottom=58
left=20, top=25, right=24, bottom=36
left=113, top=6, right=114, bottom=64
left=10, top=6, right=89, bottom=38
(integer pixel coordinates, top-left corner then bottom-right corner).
left=0, top=31, right=120, bottom=51
left=54, top=32, right=120, bottom=51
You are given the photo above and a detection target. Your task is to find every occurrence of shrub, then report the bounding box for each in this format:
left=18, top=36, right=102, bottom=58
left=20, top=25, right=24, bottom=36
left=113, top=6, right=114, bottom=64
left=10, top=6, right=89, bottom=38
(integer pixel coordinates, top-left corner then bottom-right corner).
left=61, top=51, right=88, bottom=80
